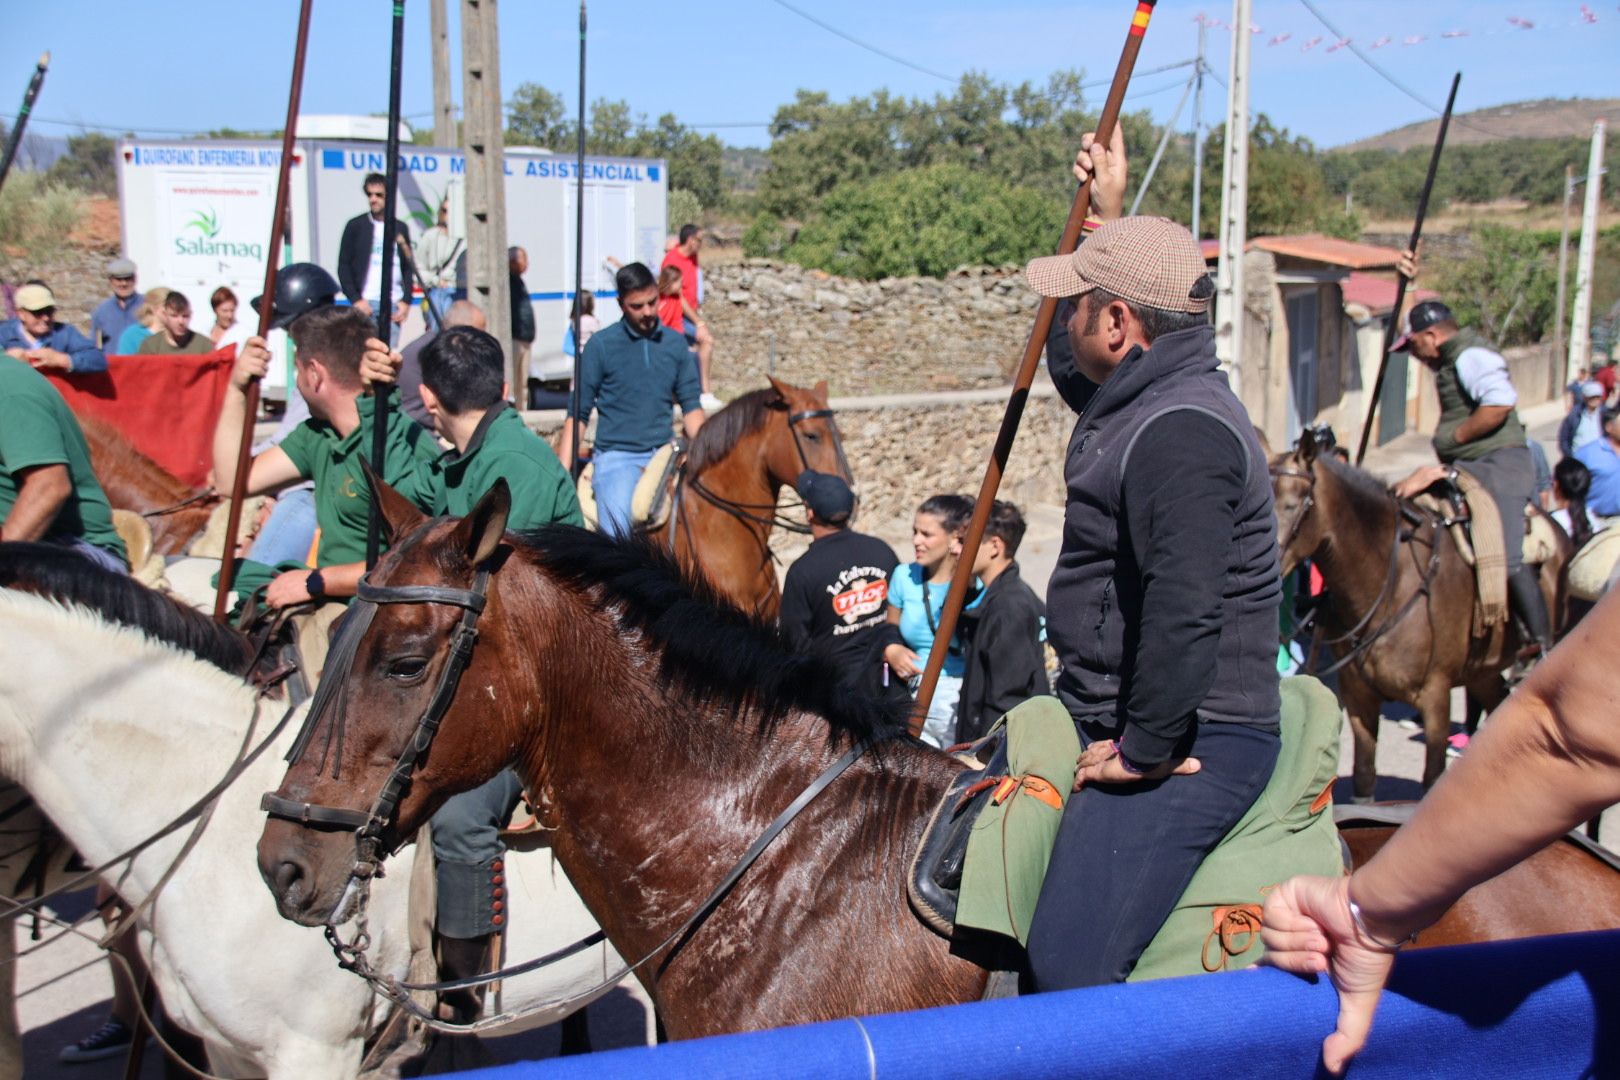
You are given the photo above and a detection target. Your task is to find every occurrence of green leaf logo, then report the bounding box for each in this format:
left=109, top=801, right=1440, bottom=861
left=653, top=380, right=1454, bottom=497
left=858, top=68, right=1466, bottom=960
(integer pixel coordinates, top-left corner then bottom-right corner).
left=406, top=183, right=445, bottom=232
left=185, top=207, right=220, bottom=238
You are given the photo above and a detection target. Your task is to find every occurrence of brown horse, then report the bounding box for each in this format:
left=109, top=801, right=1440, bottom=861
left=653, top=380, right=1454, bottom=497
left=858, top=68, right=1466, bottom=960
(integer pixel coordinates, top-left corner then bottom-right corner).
left=81, top=413, right=220, bottom=555
left=1271, top=430, right=1569, bottom=799
left=256, top=481, right=1619, bottom=1039
left=646, top=375, right=851, bottom=619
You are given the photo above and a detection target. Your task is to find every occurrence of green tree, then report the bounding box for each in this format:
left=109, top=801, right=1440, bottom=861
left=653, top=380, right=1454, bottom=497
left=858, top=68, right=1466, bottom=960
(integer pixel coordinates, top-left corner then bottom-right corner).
left=1439, top=225, right=1557, bottom=346
left=785, top=164, right=1062, bottom=279
left=506, top=83, right=572, bottom=149
left=46, top=132, right=117, bottom=196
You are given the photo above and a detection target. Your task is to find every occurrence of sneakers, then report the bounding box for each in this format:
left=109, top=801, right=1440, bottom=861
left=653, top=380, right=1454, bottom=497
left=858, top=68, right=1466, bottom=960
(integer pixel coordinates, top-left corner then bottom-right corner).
left=59, top=1018, right=133, bottom=1064
left=700, top=392, right=724, bottom=412
left=1446, top=732, right=1470, bottom=760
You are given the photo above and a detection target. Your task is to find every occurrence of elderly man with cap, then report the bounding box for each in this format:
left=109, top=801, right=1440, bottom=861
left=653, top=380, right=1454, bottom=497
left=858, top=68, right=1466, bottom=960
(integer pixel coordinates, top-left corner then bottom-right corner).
left=89, top=257, right=142, bottom=349
left=1, top=282, right=105, bottom=373
left=779, top=471, right=898, bottom=689
left=211, top=263, right=437, bottom=608
left=1559, top=380, right=1607, bottom=459
left=1390, top=298, right=1552, bottom=659
left=1014, top=128, right=1282, bottom=991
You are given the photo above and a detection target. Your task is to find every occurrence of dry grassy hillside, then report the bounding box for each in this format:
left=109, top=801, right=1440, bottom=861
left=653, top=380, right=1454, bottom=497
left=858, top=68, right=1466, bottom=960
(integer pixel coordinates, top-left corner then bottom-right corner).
left=1339, top=97, right=1618, bottom=152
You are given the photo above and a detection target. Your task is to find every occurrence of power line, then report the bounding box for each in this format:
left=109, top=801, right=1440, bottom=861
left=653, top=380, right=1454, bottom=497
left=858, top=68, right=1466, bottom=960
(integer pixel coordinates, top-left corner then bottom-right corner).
left=1293, top=0, right=1503, bottom=140
left=768, top=0, right=956, bottom=83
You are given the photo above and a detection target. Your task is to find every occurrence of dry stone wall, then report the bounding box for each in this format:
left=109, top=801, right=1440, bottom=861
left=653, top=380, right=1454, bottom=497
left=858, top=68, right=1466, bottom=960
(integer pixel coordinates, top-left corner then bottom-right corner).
left=703, top=259, right=1042, bottom=398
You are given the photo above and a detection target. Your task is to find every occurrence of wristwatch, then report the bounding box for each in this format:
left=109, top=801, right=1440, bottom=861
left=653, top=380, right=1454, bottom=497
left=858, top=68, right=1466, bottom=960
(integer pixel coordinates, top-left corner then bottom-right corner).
left=305, top=568, right=326, bottom=599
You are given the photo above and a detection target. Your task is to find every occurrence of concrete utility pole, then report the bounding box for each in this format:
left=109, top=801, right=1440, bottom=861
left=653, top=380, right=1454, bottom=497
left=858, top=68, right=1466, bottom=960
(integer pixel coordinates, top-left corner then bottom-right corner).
left=1191, top=20, right=1206, bottom=239
left=1553, top=164, right=1574, bottom=390
left=1213, top=0, right=1251, bottom=392
left=1568, top=120, right=1607, bottom=386
left=461, top=0, right=514, bottom=398
left=431, top=0, right=455, bottom=146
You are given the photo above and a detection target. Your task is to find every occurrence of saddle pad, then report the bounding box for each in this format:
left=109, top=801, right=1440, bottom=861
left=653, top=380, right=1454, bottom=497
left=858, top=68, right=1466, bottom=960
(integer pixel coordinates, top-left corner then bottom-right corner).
left=954, top=696, right=1079, bottom=946
left=1130, top=675, right=1344, bottom=980
left=1568, top=527, right=1620, bottom=601
left=1523, top=507, right=1561, bottom=567
left=574, top=443, right=680, bottom=533
left=1454, top=470, right=1508, bottom=635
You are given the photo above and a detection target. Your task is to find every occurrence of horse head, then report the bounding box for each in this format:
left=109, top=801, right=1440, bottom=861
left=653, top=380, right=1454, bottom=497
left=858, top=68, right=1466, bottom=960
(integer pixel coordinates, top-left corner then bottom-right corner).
left=1270, top=427, right=1330, bottom=576
left=763, top=375, right=852, bottom=489
left=257, top=476, right=526, bottom=927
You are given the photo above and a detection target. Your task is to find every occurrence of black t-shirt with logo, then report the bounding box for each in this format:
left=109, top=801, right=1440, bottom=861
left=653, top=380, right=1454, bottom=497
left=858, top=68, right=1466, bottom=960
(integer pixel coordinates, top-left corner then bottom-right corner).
left=780, top=528, right=900, bottom=679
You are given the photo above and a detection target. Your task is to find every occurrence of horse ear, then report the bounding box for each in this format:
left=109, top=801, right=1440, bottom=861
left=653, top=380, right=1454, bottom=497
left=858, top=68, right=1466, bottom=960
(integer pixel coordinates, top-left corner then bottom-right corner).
left=1298, top=427, right=1319, bottom=464
left=813, top=379, right=828, bottom=402
left=765, top=374, right=791, bottom=403
left=454, top=478, right=510, bottom=567
left=360, top=458, right=428, bottom=544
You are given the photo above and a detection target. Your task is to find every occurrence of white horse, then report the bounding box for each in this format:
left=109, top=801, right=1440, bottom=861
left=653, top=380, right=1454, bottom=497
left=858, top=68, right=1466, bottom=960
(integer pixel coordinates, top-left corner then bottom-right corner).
left=0, top=572, right=622, bottom=1077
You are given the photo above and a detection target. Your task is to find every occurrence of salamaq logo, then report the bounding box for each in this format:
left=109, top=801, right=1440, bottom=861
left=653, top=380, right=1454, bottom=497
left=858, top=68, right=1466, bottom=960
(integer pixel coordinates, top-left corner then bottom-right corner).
left=173, top=235, right=265, bottom=259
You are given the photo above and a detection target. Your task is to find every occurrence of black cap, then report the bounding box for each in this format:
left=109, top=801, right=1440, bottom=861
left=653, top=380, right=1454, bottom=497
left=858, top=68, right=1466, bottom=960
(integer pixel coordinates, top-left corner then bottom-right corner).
left=251, top=262, right=341, bottom=331
left=1391, top=299, right=1455, bottom=352
left=796, top=470, right=854, bottom=524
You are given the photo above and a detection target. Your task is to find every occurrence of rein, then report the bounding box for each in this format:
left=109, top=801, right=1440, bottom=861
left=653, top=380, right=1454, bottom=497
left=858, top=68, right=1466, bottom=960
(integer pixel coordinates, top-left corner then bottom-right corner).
left=140, top=489, right=219, bottom=520
left=1273, top=462, right=1443, bottom=677
left=681, top=405, right=854, bottom=538
left=266, top=559, right=874, bottom=1033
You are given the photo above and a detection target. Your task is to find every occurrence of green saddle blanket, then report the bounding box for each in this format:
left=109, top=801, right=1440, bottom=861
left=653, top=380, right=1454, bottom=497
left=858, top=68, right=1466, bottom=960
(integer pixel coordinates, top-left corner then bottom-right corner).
left=954, top=676, right=1344, bottom=979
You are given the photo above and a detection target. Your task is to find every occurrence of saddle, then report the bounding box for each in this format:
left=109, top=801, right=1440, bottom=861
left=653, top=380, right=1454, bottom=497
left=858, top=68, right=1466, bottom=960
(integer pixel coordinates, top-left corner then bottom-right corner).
left=1410, top=474, right=1510, bottom=636
left=909, top=677, right=1345, bottom=980
left=575, top=440, right=686, bottom=532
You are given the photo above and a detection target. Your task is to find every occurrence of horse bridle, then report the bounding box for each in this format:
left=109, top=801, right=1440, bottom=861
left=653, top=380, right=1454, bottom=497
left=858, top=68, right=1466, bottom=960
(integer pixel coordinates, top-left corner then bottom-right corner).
left=1269, top=462, right=1316, bottom=557
left=260, top=570, right=491, bottom=879
left=684, top=405, right=854, bottom=537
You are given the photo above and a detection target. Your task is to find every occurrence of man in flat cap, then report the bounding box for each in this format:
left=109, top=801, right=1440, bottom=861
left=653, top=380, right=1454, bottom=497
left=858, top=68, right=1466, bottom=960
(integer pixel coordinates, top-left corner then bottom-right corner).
left=1020, top=130, right=1282, bottom=991
left=90, top=257, right=143, bottom=349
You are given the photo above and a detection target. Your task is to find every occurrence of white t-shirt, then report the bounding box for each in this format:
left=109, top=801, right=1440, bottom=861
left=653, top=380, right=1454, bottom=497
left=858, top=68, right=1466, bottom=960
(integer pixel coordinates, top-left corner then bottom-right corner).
left=1455, top=345, right=1518, bottom=408
left=363, top=218, right=406, bottom=308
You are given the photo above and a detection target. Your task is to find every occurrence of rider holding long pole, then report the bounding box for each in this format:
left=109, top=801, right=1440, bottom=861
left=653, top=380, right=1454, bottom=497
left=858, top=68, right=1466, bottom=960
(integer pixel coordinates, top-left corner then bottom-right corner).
left=1020, top=130, right=1285, bottom=991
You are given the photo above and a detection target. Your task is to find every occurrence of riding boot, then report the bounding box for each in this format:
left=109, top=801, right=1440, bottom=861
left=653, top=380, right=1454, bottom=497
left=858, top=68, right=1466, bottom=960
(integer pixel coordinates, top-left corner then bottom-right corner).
left=436, top=933, right=493, bottom=1023
left=1506, top=564, right=1553, bottom=665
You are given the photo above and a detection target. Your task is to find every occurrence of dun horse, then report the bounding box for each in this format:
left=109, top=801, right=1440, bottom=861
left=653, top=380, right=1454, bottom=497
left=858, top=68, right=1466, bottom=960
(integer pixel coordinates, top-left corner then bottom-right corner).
left=257, top=482, right=1618, bottom=1038
left=81, top=413, right=219, bottom=555
left=646, top=376, right=851, bottom=619
left=1271, top=430, right=1569, bottom=798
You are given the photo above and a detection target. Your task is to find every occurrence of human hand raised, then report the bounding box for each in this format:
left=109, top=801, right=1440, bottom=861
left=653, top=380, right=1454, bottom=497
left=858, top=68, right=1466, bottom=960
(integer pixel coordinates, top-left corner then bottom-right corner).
left=1073, top=125, right=1129, bottom=222
left=359, top=336, right=403, bottom=389
left=1262, top=874, right=1401, bottom=1076
left=230, top=337, right=271, bottom=391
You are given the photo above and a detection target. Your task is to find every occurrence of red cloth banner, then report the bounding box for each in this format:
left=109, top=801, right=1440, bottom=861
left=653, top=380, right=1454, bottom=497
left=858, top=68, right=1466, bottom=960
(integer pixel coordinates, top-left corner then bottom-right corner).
left=45, top=349, right=235, bottom=488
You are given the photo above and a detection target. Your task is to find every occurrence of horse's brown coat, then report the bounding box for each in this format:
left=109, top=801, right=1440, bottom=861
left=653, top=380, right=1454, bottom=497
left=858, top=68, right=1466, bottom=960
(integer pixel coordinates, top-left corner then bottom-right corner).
left=81, top=413, right=219, bottom=555
left=1272, top=434, right=1570, bottom=797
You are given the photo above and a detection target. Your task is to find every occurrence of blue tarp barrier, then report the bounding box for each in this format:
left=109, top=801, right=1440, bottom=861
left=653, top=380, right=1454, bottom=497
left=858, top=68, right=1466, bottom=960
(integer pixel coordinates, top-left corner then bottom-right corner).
left=457, top=929, right=1620, bottom=1078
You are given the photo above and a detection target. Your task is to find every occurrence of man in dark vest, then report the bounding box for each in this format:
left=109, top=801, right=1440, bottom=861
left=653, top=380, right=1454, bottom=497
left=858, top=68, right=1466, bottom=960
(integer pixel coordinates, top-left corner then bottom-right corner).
left=1017, top=128, right=1283, bottom=991
left=1390, top=299, right=1551, bottom=657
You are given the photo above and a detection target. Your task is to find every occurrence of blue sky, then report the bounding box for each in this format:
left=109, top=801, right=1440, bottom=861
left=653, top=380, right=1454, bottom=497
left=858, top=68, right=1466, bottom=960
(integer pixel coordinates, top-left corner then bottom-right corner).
left=3, top=2, right=1614, bottom=151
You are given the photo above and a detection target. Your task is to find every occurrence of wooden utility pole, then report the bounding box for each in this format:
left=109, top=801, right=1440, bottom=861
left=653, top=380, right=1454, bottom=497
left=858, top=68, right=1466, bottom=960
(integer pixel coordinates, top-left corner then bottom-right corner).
left=1568, top=120, right=1606, bottom=387
left=461, top=0, right=514, bottom=397
left=1213, top=0, right=1251, bottom=394
left=431, top=0, right=455, bottom=146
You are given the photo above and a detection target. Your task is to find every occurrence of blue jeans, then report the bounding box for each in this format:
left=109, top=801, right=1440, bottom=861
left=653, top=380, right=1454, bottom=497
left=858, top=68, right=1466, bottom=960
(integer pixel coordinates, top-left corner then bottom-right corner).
left=427, top=287, right=454, bottom=325
left=594, top=448, right=655, bottom=539
left=1024, top=718, right=1280, bottom=990
left=247, top=486, right=317, bottom=568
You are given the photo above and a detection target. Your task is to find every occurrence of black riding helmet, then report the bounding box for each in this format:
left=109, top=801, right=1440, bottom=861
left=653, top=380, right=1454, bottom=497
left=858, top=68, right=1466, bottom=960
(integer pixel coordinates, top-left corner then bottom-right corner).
left=250, top=262, right=340, bottom=331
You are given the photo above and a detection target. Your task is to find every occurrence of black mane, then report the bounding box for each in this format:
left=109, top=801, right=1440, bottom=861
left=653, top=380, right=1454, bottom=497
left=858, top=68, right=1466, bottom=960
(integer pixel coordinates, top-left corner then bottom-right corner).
left=1319, top=452, right=1398, bottom=511
left=0, top=543, right=256, bottom=676
left=684, top=387, right=782, bottom=476
left=514, top=525, right=906, bottom=747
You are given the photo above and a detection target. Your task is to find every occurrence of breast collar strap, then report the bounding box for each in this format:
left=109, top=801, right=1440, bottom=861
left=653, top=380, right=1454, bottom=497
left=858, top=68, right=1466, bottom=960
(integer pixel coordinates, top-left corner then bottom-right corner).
left=260, top=570, right=491, bottom=861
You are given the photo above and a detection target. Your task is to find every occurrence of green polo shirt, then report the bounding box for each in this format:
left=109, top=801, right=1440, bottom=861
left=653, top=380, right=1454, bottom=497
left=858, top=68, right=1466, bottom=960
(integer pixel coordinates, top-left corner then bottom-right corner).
left=432, top=403, right=583, bottom=529
left=278, top=388, right=439, bottom=567
left=0, top=356, right=126, bottom=560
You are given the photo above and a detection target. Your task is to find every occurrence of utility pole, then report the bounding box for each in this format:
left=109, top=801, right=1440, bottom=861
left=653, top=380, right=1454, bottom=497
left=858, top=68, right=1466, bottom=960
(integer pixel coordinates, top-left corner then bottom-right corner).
left=1553, top=163, right=1574, bottom=391
left=431, top=0, right=455, bottom=146
left=461, top=0, right=514, bottom=398
left=1213, top=0, right=1251, bottom=392
left=1190, top=20, right=1206, bottom=239
left=1568, top=120, right=1607, bottom=387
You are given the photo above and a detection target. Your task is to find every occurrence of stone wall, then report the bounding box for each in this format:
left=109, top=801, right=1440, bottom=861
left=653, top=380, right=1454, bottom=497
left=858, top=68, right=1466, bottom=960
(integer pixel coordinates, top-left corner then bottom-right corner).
left=702, top=259, right=1041, bottom=399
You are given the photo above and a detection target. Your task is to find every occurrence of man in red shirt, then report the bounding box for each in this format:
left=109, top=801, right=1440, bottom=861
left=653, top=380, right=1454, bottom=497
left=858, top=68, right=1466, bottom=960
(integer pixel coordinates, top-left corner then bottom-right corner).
left=660, top=223, right=718, bottom=409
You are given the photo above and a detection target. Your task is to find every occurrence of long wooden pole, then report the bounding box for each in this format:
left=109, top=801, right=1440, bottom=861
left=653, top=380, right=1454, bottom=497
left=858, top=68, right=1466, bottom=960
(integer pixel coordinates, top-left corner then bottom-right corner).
left=910, top=0, right=1159, bottom=735
left=212, top=0, right=316, bottom=620
left=1353, top=72, right=1461, bottom=465
left=569, top=0, right=587, bottom=478
left=0, top=52, right=48, bottom=198
left=366, top=0, right=409, bottom=568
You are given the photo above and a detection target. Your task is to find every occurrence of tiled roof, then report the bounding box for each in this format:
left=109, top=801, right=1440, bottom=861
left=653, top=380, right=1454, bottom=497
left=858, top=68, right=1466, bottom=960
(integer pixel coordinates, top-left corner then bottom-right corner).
left=1341, top=272, right=1440, bottom=315
left=1247, top=234, right=1403, bottom=270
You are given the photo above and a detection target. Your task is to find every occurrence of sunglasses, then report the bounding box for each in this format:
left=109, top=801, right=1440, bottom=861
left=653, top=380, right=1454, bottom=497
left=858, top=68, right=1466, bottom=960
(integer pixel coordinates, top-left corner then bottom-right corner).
left=24, top=307, right=56, bottom=316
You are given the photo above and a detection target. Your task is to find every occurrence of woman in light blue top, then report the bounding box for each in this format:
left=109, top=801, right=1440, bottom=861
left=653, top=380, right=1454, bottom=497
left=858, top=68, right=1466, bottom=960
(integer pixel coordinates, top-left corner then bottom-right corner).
left=884, top=493, right=978, bottom=747
left=113, top=287, right=169, bottom=354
